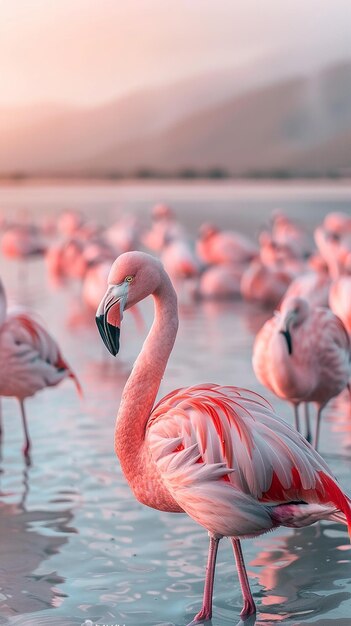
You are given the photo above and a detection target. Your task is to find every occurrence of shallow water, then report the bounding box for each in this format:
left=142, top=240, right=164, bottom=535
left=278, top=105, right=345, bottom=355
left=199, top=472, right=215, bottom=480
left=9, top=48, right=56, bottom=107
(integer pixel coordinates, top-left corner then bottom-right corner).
left=0, top=181, right=350, bottom=626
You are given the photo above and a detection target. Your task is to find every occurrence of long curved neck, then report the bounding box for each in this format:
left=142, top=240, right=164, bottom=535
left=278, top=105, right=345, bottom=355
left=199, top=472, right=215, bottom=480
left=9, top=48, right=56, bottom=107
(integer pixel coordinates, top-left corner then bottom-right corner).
left=115, top=270, right=178, bottom=483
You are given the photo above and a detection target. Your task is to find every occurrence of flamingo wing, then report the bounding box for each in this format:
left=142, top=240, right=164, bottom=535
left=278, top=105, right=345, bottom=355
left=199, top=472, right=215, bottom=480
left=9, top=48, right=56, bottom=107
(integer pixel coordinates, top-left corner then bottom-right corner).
left=3, top=311, right=81, bottom=396
left=147, top=385, right=351, bottom=537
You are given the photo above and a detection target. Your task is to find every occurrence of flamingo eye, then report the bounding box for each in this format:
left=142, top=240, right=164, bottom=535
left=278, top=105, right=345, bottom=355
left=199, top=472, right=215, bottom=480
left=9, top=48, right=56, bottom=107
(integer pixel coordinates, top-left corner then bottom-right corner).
left=125, top=275, right=134, bottom=283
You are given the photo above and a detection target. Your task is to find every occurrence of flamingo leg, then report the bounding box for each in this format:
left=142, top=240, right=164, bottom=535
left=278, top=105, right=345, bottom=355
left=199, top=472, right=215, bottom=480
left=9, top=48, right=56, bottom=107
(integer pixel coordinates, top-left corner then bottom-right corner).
left=19, top=400, right=31, bottom=460
left=293, top=404, right=300, bottom=433
left=304, top=403, right=312, bottom=443
left=192, top=534, right=220, bottom=623
left=230, top=538, right=256, bottom=619
left=313, top=406, right=323, bottom=451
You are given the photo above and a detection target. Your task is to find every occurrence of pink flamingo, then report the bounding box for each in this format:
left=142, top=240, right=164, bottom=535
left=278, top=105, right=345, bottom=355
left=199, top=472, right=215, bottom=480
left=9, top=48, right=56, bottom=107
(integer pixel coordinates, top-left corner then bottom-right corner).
left=0, top=280, right=81, bottom=459
left=198, top=263, right=242, bottom=299
left=95, top=252, right=351, bottom=623
left=57, top=210, right=83, bottom=238
left=315, top=218, right=351, bottom=278
left=142, top=204, right=185, bottom=253
left=321, top=211, right=351, bottom=241
left=314, top=229, right=351, bottom=334
left=270, top=211, right=313, bottom=259
left=329, top=273, right=351, bottom=334
left=196, top=223, right=257, bottom=266
left=1, top=225, right=46, bottom=259
left=82, top=262, right=112, bottom=313
left=160, top=239, right=200, bottom=302
left=258, top=230, right=307, bottom=276
left=240, top=259, right=292, bottom=308
left=106, top=215, right=141, bottom=253
left=282, top=264, right=331, bottom=309
left=253, top=296, right=350, bottom=449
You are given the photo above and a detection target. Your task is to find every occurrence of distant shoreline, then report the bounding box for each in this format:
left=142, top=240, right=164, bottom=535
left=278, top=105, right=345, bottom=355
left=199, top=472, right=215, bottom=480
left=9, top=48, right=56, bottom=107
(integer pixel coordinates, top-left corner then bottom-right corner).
left=1, top=176, right=351, bottom=188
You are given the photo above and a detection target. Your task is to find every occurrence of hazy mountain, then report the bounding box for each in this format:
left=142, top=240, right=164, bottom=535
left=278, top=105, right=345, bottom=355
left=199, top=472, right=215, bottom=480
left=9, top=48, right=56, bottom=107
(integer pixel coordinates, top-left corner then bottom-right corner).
left=1, top=60, right=351, bottom=177
left=0, top=65, right=264, bottom=174
left=89, top=61, right=351, bottom=176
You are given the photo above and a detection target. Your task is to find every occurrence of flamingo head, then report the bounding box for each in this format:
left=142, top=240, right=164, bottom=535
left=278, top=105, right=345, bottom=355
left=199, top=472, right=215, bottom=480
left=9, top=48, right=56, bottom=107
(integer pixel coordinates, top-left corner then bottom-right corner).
left=151, top=203, right=173, bottom=221
left=96, top=251, right=163, bottom=355
left=278, top=296, right=309, bottom=355
left=199, top=223, right=219, bottom=240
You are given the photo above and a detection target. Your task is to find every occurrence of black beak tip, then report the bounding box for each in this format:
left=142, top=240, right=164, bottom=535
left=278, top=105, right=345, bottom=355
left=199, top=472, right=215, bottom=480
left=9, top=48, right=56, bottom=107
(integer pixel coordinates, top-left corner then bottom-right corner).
left=280, top=329, right=293, bottom=355
left=96, top=315, right=120, bottom=356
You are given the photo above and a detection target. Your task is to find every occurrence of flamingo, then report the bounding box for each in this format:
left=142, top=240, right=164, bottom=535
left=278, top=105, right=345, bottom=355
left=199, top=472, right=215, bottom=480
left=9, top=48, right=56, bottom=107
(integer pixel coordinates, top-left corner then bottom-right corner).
left=198, top=263, right=242, bottom=299
left=240, top=259, right=292, bottom=308
left=160, top=239, right=200, bottom=302
left=314, top=229, right=351, bottom=334
left=95, top=251, right=351, bottom=623
left=0, top=279, right=81, bottom=459
left=253, top=296, right=351, bottom=449
left=282, top=266, right=331, bottom=309
left=270, top=211, right=313, bottom=259
left=1, top=225, right=46, bottom=259
left=106, top=215, right=141, bottom=253
left=57, top=210, right=83, bottom=237
left=196, top=223, right=257, bottom=267
left=142, top=204, right=185, bottom=253
left=329, top=273, right=351, bottom=335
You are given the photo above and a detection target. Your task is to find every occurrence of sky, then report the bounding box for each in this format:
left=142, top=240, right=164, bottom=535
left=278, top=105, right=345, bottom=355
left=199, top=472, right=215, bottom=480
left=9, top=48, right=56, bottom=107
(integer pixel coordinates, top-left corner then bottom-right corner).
left=1, top=0, right=351, bottom=107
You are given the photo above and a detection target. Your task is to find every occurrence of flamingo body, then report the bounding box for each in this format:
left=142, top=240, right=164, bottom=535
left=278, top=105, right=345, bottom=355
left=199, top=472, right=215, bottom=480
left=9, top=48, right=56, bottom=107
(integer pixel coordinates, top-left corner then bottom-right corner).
left=0, top=281, right=80, bottom=455
left=1, top=226, right=46, bottom=259
left=282, top=270, right=331, bottom=309
left=253, top=297, right=350, bottom=405
left=146, top=384, right=349, bottom=537
left=197, top=224, right=257, bottom=266
left=240, top=260, right=291, bottom=307
left=96, top=252, right=351, bottom=622
left=253, top=296, right=350, bottom=448
left=198, top=264, right=241, bottom=299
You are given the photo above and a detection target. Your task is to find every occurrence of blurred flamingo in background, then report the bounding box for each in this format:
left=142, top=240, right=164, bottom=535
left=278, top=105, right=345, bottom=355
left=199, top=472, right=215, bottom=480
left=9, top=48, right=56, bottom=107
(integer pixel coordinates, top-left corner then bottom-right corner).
left=82, top=261, right=112, bottom=313
left=253, top=296, right=351, bottom=449
left=198, top=263, right=242, bottom=299
left=314, top=221, right=351, bottom=333
left=258, top=230, right=307, bottom=277
left=196, top=222, right=257, bottom=266
left=57, top=210, right=84, bottom=238
left=240, top=259, right=292, bottom=308
left=106, top=214, right=141, bottom=253
left=282, top=256, right=331, bottom=309
left=329, top=268, right=351, bottom=334
left=95, top=251, right=351, bottom=623
left=142, top=203, right=185, bottom=252
left=315, top=213, right=351, bottom=278
left=1, top=224, right=46, bottom=260
left=320, top=211, right=351, bottom=242
left=46, top=235, right=115, bottom=287
left=161, top=238, right=200, bottom=301
left=0, top=279, right=81, bottom=460
left=270, top=211, right=313, bottom=260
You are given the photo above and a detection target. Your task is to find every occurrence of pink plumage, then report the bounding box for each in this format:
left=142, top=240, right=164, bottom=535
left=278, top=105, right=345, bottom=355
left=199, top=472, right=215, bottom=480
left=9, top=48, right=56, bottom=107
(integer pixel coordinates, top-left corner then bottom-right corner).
left=253, top=296, right=351, bottom=449
left=0, top=280, right=81, bottom=459
left=96, top=251, right=351, bottom=623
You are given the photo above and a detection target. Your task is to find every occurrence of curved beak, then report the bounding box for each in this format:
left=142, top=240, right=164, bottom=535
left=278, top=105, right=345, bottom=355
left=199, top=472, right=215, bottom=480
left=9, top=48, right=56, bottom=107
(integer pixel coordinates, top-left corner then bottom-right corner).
left=95, top=282, right=129, bottom=356
left=279, top=312, right=294, bottom=355
left=279, top=328, right=293, bottom=355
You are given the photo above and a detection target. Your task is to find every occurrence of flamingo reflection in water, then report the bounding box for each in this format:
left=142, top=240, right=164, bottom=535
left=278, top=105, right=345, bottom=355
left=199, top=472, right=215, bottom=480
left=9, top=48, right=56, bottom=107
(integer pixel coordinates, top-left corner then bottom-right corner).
left=0, top=460, right=75, bottom=619
left=252, top=522, right=351, bottom=622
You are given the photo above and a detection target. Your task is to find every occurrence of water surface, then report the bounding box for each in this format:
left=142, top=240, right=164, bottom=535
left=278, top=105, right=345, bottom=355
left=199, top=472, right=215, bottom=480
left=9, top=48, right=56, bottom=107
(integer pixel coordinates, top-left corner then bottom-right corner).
left=0, top=181, right=350, bottom=626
